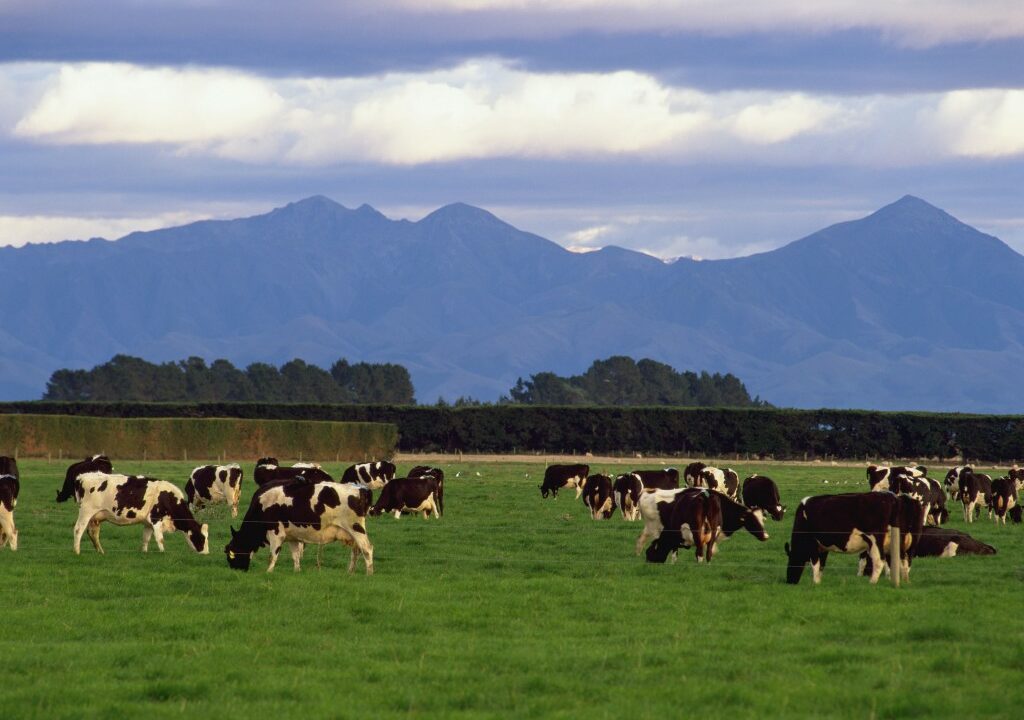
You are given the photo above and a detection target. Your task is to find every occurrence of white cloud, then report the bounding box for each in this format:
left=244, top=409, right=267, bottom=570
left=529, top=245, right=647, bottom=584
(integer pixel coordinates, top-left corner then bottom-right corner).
left=0, top=210, right=216, bottom=247
left=7, top=60, right=1024, bottom=168
left=390, top=1, right=1024, bottom=45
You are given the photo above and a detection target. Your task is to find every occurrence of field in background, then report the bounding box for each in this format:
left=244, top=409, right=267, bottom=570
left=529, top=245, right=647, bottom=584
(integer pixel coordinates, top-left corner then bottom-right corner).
left=3, top=459, right=1024, bottom=719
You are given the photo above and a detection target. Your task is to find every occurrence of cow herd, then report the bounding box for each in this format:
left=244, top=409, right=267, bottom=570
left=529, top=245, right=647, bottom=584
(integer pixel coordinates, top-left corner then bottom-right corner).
left=0, top=453, right=1019, bottom=585
left=0, top=454, right=445, bottom=574
left=539, top=460, right=1020, bottom=585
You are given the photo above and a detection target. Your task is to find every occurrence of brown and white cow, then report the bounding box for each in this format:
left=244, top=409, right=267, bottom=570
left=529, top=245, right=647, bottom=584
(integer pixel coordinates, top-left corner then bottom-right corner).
left=741, top=474, right=785, bottom=521
left=695, top=466, right=740, bottom=501
left=186, top=464, right=244, bottom=517
left=631, top=468, right=680, bottom=490
left=341, top=461, right=397, bottom=489
left=225, top=480, right=373, bottom=573
left=56, top=455, right=113, bottom=503
left=916, top=526, right=996, bottom=557
left=0, top=473, right=18, bottom=551
left=683, top=462, right=706, bottom=487
left=539, top=464, right=590, bottom=499
left=991, top=476, right=1018, bottom=525
left=958, top=469, right=993, bottom=523
left=785, top=492, right=922, bottom=585
left=370, top=476, right=443, bottom=519
left=582, top=474, right=615, bottom=519
left=613, top=473, right=643, bottom=521
left=72, top=472, right=209, bottom=555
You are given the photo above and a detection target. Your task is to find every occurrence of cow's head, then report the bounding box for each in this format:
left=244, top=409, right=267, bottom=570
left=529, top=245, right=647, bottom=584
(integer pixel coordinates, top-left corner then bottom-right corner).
left=186, top=523, right=210, bottom=554
left=744, top=508, right=769, bottom=541
left=225, top=526, right=252, bottom=571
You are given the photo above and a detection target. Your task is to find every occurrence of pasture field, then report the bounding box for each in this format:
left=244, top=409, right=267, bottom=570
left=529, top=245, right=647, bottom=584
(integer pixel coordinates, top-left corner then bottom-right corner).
left=2, top=459, right=1024, bottom=719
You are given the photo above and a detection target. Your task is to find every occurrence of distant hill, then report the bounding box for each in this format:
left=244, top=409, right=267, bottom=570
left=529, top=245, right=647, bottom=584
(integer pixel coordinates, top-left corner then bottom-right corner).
left=1, top=194, right=1022, bottom=411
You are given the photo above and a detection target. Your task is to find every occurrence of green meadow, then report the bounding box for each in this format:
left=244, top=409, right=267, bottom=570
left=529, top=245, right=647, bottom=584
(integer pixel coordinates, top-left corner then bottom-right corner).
left=2, top=459, right=1023, bottom=719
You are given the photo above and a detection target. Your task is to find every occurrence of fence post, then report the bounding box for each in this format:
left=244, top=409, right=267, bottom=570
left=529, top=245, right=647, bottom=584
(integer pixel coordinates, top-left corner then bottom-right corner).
left=889, top=526, right=901, bottom=588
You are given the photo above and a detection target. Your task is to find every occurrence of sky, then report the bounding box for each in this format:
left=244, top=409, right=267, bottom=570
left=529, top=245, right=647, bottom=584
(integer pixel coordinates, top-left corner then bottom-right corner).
left=1, top=0, right=1022, bottom=259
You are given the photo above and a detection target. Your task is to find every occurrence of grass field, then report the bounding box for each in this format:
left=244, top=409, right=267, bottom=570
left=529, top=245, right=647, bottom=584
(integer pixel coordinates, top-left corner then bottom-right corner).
left=3, top=459, right=1024, bottom=719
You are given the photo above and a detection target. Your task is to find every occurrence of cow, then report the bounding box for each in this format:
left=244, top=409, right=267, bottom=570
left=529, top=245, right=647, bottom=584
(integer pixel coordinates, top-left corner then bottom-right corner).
left=582, top=474, right=615, bottom=519
left=0, top=474, right=18, bottom=551
left=870, top=471, right=932, bottom=526
left=695, top=466, right=740, bottom=501
left=1009, top=467, right=1024, bottom=489
left=254, top=458, right=333, bottom=487
left=613, top=473, right=643, bottom=521
left=0, top=456, right=18, bottom=480
left=637, top=487, right=768, bottom=562
left=539, top=464, right=590, bottom=499
left=408, top=466, right=444, bottom=483
left=741, top=474, right=785, bottom=521
left=225, top=480, right=373, bottom=574
left=784, top=492, right=922, bottom=585
left=341, top=461, right=397, bottom=489
left=683, top=462, right=707, bottom=487
left=72, top=472, right=209, bottom=555
left=916, top=527, right=996, bottom=557
left=56, top=455, right=113, bottom=503
left=944, top=466, right=969, bottom=501
left=186, top=464, right=244, bottom=517
left=991, top=476, right=1018, bottom=525
left=924, top=478, right=949, bottom=526
left=632, top=468, right=680, bottom=490
left=370, top=476, right=442, bottom=519
left=866, top=464, right=926, bottom=491
left=958, top=469, right=993, bottom=523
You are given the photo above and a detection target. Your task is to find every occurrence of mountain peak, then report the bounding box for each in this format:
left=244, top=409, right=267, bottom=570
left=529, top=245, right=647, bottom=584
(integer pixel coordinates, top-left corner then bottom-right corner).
left=869, top=194, right=960, bottom=227
left=275, top=195, right=347, bottom=215
left=420, top=202, right=505, bottom=227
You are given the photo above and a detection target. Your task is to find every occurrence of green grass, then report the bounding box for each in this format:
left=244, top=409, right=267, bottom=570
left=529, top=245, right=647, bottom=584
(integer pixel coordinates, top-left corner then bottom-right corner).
left=3, top=460, right=1023, bottom=719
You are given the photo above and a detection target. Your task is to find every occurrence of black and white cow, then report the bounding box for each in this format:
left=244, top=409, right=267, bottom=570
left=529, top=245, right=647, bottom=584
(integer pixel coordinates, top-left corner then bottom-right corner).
left=370, top=476, right=443, bottom=519
left=741, top=474, right=785, bottom=521
left=916, top=526, right=996, bottom=557
left=72, top=472, right=209, bottom=555
left=785, top=492, right=922, bottom=585
left=695, top=466, right=740, bottom=501
left=254, top=458, right=333, bottom=487
left=613, top=473, right=643, bottom=521
left=958, top=469, right=993, bottom=523
left=539, top=464, right=590, bottom=499
left=0, top=456, right=18, bottom=480
left=866, top=464, right=926, bottom=491
left=0, top=473, right=18, bottom=551
left=944, top=466, right=969, bottom=500
left=870, top=470, right=932, bottom=525
left=637, top=487, right=768, bottom=562
left=225, top=480, right=374, bottom=573
left=991, top=476, right=1018, bottom=525
left=582, top=474, right=615, bottom=520
left=683, top=462, right=707, bottom=487
left=186, top=464, right=244, bottom=517
left=56, top=454, right=113, bottom=503
left=1008, top=467, right=1024, bottom=489
left=631, top=468, right=680, bottom=490
left=341, top=461, right=397, bottom=489
left=924, top=478, right=949, bottom=526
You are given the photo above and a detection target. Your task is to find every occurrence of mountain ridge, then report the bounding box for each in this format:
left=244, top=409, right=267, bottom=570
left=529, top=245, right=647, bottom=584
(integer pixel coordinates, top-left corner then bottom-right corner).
left=1, top=195, right=1021, bottom=412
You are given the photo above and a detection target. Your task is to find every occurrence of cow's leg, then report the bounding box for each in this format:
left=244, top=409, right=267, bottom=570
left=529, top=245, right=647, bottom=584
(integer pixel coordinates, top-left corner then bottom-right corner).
left=141, top=524, right=153, bottom=552
left=867, top=538, right=884, bottom=584
left=393, top=509, right=401, bottom=520
left=151, top=522, right=166, bottom=552
left=86, top=519, right=104, bottom=554
left=265, top=533, right=284, bottom=573
left=0, top=512, right=17, bottom=551
left=963, top=501, right=973, bottom=523
left=574, top=482, right=584, bottom=500
left=288, top=541, right=303, bottom=572
left=635, top=527, right=656, bottom=556
left=73, top=511, right=94, bottom=555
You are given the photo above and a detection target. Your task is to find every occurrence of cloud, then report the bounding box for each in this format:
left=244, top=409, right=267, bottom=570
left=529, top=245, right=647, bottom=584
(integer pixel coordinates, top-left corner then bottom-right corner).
left=0, top=210, right=216, bottom=247
left=935, top=89, right=1024, bottom=158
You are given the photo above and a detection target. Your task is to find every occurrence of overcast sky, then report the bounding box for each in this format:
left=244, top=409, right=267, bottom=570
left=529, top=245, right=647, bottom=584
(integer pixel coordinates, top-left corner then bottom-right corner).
left=1, top=0, right=1022, bottom=258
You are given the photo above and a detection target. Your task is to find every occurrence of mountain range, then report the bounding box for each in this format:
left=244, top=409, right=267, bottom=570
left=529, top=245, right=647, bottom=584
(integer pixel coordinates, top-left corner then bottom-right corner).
left=1, top=194, right=1022, bottom=412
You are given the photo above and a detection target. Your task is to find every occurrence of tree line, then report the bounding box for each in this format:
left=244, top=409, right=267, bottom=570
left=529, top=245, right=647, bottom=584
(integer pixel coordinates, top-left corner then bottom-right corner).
left=43, top=355, right=416, bottom=404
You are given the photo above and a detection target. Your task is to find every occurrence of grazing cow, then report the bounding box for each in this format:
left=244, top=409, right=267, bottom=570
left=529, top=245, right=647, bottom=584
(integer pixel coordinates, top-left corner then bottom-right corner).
left=991, top=476, right=1018, bottom=525
left=582, top=474, right=615, bottom=519
left=0, top=474, right=18, bottom=551
left=72, top=472, right=209, bottom=555
left=0, top=456, right=18, bottom=480
left=186, top=464, right=244, bottom=517
left=695, top=466, right=740, bottom=501
left=924, top=478, right=949, bottom=526
left=341, top=461, right=397, bottom=489
left=916, top=527, right=996, bottom=557
left=613, top=473, right=643, bottom=521
left=866, top=464, right=926, bottom=491
left=944, top=466, right=968, bottom=501
left=632, top=468, right=680, bottom=490
left=683, top=462, right=707, bottom=487
left=958, top=469, right=993, bottom=523
left=742, top=475, right=785, bottom=521
left=370, top=476, right=442, bottom=519
left=539, top=464, right=590, bottom=499
left=254, top=459, right=333, bottom=487
left=56, top=455, right=113, bottom=503
left=638, top=487, right=768, bottom=562
left=785, top=492, right=922, bottom=585
left=225, top=480, right=373, bottom=573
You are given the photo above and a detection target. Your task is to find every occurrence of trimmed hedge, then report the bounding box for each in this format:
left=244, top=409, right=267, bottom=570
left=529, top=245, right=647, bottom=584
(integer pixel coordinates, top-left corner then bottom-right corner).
left=0, top=413, right=397, bottom=461
left=1, top=402, right=1023, bottom=461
